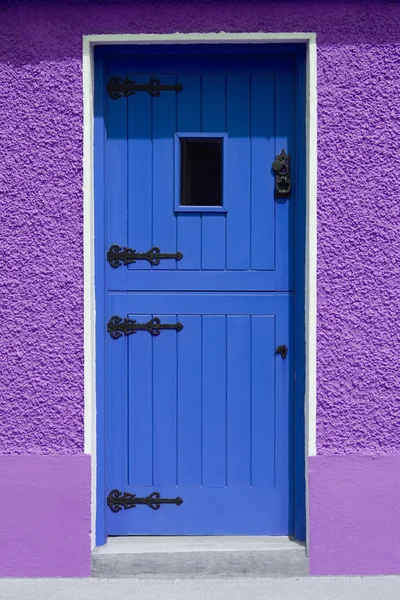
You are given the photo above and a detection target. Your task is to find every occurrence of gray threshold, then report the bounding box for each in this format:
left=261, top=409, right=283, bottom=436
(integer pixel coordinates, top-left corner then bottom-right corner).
left=92, top=536, right=308, bottom=578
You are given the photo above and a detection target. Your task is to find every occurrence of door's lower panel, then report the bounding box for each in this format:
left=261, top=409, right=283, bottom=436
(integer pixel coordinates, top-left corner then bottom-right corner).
left=107, top=293, right=294, bottom=535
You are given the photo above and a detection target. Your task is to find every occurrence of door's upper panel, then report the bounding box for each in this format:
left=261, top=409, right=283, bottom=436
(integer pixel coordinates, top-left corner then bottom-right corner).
left=105, top=54, right=296, bottom=292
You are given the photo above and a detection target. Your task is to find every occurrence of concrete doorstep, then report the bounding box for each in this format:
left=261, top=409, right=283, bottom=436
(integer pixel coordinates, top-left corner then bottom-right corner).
left=91, top=536, right=307, bottom=578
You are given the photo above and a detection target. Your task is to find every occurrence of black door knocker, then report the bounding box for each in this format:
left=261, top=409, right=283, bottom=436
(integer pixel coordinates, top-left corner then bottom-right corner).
left=272, top=149, right=292, bottom=199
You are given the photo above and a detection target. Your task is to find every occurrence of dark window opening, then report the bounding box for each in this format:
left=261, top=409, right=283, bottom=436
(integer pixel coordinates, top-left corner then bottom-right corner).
left=180, top=138, right=223, bottom=206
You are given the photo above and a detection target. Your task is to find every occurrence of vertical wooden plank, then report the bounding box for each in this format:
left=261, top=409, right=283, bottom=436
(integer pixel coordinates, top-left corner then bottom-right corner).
left=202, top=315, right=227, bottom=487
left=251, top=75, right=275, bottom=272
left=152, top=315, right=178, bottom=486
left=105, top=60, right=129, bottom=505
left=106, top=295, right=128, bottom=491
left=251, top=315, right=275, bottom=488
left=176, top=75, right=201, bottom=271
left=95, top=50, right=108, bottom=544
left=127, top=314, right=153, bottom=486
left=275, top=62, right=296, bottom=291
left=127, top=74, right=152, bottom=271
left=226, top=315, right=251, bottom=486
left=201, top=75, right=226, bottom=271
left=106, top=66, right=128, bottom=257
left=275, top=294, right=294, bottom=524
left=226, top=75, right=251, bottom=270
left=152, top=73, right=177, bottom=270
left=177, top=315, right=202, bottom=485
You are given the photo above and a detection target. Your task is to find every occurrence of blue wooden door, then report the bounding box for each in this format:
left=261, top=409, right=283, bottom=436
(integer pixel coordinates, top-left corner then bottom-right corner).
left=105, top=51, right=296, bottom=535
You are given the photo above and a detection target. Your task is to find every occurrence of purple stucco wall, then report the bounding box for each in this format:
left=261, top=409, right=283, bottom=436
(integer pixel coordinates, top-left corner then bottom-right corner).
left=1, top=0, right=399, bottom=456
left=0, top=0, right=399, bottom=577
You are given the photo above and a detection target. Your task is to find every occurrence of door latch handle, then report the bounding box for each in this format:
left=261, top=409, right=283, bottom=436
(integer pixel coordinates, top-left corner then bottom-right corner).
left=275, top=345, right=288, bottom=359
left=272, top=149, right=291, bottom=199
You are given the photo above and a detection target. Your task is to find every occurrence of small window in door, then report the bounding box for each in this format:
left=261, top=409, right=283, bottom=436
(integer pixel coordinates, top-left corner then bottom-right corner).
left=174, top=133, right=227, bottom=212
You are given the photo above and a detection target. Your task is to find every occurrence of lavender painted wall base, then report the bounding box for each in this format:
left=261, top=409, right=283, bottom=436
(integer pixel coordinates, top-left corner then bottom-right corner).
left=3, top=453, right=400, bottom=577
left=0, top=455, right=91, bottom=577
left=309, top=455, right=400, bottom=576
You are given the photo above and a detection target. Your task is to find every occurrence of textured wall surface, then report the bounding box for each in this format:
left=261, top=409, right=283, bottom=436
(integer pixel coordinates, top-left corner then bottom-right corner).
left=309, top=455, right=400, bottom=575
left=0, top=455, right=91, bottom=576
left=0, top=0, right=400, bottom=455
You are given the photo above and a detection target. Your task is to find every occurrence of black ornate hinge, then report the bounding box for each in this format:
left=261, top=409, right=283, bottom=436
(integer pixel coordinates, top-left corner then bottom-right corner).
left=107, top=245, right=183, bottom=268
left=107, top=76, right=183, bottom=100
left=272, top=149, right=292, bottom=199
left=108, top=316, right=183, bottom=339
left=108, top=489, right=183, bottom=513
left=275, top=345, right=288, bottom=359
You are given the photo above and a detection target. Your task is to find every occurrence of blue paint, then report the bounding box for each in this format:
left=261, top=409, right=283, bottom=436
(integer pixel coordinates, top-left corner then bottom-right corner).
left=294, top=46, right=307, bottom=542
left=127, top=74, right=153, bottom=273
left=250, top=74, right=276, bottom=271
left=174, top=132, right=228, bottom=213
left=94, top=44, right=306, bottom=539
left=93, top=51, right=107, bottom=547
left=108, top=293, right=294, bottom=535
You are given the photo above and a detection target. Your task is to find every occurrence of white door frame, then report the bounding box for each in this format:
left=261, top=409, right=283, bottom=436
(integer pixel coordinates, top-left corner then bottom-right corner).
left=82, top=31, right=317, bottom=550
